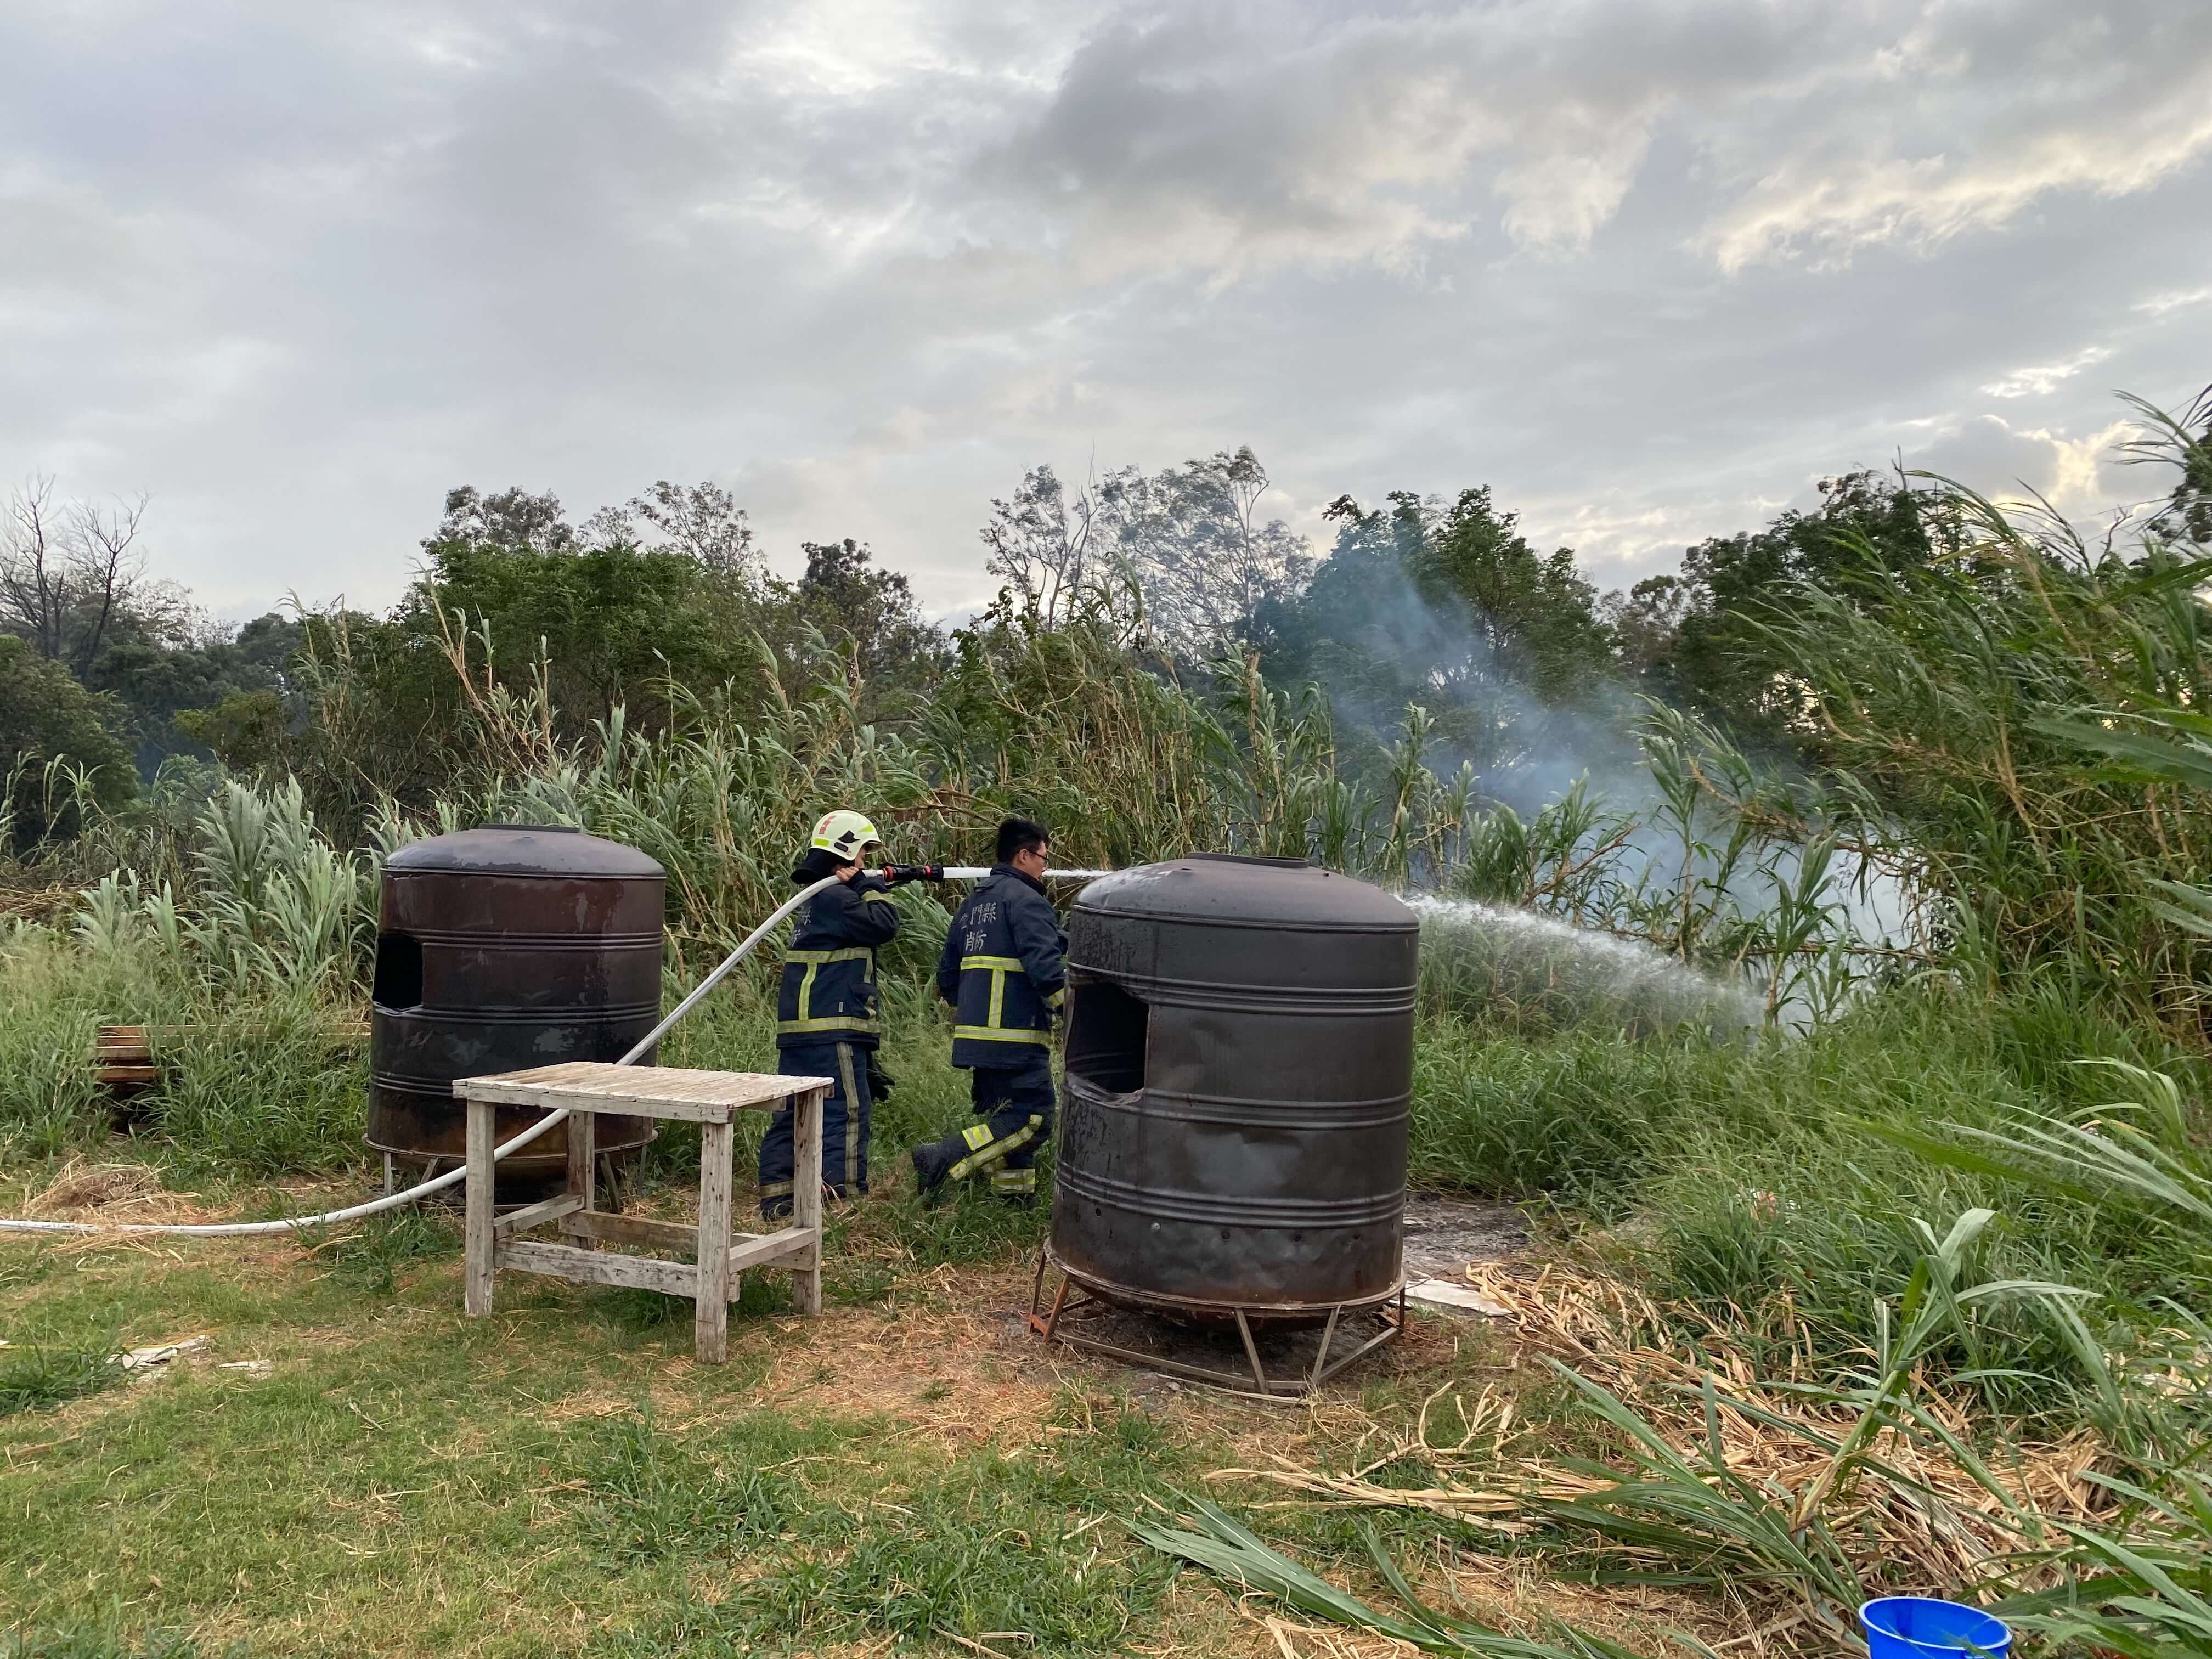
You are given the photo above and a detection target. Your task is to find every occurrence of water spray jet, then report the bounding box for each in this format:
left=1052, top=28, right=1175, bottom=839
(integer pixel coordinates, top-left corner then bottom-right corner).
left=1405, top=893, right=1765, bottom=1038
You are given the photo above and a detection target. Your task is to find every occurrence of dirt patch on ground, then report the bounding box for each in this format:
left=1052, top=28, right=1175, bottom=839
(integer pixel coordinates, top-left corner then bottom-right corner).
left=738, top=1266, right=1081, bottom=1444
left=1020, top=1291, right=1410, bottom=1399
left=902, top=1196, right=1532, bottom=1409
left=582, top=1255, right=1481, bottom=1453
left=1135, top=1589, right=1419, bottom=1657
left=527, top=1196, right=1523, bottom=1454
left=1401, top=1192, right=1530, bottom=1280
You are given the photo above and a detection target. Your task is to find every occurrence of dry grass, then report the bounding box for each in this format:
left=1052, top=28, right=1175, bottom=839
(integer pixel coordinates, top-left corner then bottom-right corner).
left=25, top=1155, right=172, bottom=1215
left=1214, top=1260, right=2111, bottom=1602
left=0, top=880, right=78, bottom=925
left=8, top=1159, right=373, bottom=1244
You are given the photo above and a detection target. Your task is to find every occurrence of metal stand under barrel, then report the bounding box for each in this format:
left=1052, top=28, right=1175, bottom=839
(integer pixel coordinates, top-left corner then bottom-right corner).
left=1027, top=1248, right=1406, bottom=1399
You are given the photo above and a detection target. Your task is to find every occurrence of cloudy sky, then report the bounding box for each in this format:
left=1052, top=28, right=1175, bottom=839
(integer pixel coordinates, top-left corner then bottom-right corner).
left=6, top=1, right=2211, bottom=624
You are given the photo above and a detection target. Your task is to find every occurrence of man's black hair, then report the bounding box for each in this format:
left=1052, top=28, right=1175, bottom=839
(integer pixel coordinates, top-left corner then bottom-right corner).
left=996, top=816, right=1049, bottom=864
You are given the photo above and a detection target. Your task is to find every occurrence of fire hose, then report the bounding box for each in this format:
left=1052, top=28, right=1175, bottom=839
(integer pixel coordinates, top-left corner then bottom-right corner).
left=0, top=865, right=1104, bottom=1239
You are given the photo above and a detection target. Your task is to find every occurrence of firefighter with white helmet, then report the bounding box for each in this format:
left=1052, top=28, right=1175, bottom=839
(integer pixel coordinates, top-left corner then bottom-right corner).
left=758, top=808, right=899, bottom=1220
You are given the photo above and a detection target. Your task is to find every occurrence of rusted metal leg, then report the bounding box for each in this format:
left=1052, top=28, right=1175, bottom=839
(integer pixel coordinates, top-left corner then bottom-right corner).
left=1314, top=1319, right=1401, bottom=1384
left=1313, top=1291, right=1409, bottom=1386
left=1309, top=1302, right=1342, bottom=1389
left=1233, top=1308, right=1271, bottom=1394
left=1028, top=1268, right=1072, bottom=1341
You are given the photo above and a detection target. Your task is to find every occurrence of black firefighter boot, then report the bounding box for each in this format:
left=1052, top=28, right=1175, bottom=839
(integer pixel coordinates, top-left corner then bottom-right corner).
left=909, top=1136, right=961, bottom=1203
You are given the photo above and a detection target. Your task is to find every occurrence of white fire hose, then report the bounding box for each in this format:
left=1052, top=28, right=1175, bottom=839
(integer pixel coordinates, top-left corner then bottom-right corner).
left=0, top=866, right=1105, bottom=1239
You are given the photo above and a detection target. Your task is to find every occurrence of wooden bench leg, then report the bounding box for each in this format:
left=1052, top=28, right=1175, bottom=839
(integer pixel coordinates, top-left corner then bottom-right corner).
left=792, top=1087, right=823, bottom=1316
left=464, top=1098, right=495, bottom=1317
left=565, top=1104, right=596, bottom=1249
left=695, top=1119, right=733, bottom=1363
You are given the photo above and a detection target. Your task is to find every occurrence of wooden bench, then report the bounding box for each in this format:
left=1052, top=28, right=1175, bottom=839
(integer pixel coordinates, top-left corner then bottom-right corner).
left=454, top=1062, right=832, bottom=1363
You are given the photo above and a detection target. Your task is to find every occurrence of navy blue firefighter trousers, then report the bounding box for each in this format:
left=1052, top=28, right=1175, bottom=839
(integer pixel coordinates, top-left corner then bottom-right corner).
left=950, top=1053, right=1056, bottom=1199
left=759, top=1037, right=871, bottom=1221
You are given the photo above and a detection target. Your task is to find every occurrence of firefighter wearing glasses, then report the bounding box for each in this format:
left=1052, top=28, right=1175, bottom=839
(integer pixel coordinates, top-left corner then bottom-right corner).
left=910, top=816, right=1065, bottom=1205
left=759, top=809, right=898, bottom=1221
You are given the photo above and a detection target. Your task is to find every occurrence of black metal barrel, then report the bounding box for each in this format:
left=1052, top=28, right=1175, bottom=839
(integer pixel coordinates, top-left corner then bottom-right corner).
left=1050, top=855, right=1419, bottom=1322
left=367, top=825, right=663, bottom=1194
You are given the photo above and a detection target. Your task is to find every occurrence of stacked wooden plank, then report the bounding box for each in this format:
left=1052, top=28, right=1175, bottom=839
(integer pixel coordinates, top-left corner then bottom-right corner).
left=92, top=1025, right=162, bottom=1096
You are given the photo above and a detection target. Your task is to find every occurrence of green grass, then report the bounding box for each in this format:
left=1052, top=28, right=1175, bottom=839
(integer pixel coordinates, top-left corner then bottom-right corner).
left=308, top=1209, right=457, bottom=1297
left=0, top=1221, right=1193, bottom=1655
left=566, top=1407, right=810, bottom=1565
left=1414, top=979, right=2210, bottom=1407
left=0, top=934, right=365, bottom=1179
left=2, top=1633, right=234, bottom=1659
left=0, top=936, right=157, bottom=1164
left=1411, top=1018, right=1740, bottom=1203
left=0, top=1344, right=119, bottom=1419
left=594, top=1401, right=1178, bottom=1654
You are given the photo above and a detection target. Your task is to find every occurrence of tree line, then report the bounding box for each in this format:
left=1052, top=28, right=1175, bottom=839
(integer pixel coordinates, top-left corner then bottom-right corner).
left=7, top=396, right=2209, bottom=850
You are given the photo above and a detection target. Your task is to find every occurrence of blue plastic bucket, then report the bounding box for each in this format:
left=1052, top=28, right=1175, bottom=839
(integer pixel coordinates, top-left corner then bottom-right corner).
left=1860, top=1598, right=2012, bottom=1659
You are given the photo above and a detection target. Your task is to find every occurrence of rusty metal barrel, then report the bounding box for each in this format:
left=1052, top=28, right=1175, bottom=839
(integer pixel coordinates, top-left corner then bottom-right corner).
left=1050, top=855, right=1419, bottom=1323
left=367, top=825, right=663, bottom=1194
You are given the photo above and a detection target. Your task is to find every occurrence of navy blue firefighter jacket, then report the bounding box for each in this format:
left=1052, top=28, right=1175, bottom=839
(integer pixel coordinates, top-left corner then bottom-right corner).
left=776, top=874, right=899, bottom=1049
left=935, top=864, right=1067, bottom=1068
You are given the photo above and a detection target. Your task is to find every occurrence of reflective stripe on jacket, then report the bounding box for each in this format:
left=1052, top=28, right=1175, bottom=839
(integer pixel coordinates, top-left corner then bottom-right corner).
left=935, top=865, right=1066, bottom=1068
left=776, top=875, right=898, bottom=1048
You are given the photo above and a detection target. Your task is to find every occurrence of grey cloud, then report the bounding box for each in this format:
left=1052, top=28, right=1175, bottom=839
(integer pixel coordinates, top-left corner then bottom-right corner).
left=966, top=2, right=1827, bottom=273
left=1903, top=411, right=2146, bottom=526
left=961, top=2, right=2212, bottom=280
left=1, top=1, right=2208, bottom=624
left=1697, top=8, right=2212, bottom=270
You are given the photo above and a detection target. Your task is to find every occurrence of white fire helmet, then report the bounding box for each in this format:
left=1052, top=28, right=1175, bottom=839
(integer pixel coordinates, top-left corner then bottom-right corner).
left=808, top=809, right=882, bottom=862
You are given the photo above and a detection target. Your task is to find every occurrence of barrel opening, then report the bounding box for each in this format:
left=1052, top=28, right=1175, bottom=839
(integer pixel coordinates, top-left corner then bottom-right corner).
left=1066, top=975, right=1148, bottom=1094
left=371, top=930, right=424, bottom=1011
